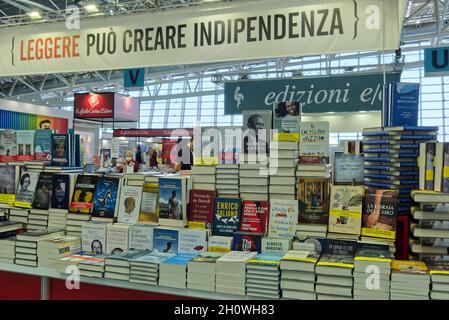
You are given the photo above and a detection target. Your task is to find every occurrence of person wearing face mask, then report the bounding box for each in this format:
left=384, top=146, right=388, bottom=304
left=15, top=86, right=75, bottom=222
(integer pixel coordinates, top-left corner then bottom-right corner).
left=121, top=150, right=136, bottom=173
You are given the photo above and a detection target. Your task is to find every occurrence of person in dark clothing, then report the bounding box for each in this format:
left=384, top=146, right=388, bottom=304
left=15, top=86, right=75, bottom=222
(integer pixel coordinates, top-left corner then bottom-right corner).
left=149, top=150, right=159, bottom=168
left=176, top=137, right=193, bottom=171
left=135, top=146, right=144, bottom=170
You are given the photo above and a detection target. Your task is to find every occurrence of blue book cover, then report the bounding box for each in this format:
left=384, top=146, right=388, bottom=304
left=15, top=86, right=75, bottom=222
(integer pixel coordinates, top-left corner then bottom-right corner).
left=92, top=176, right=120, bottom=218
left=34, top=129, right=52, bottom=161
left=364, top=143, right=418, bottom=149
left=213, top=197, right=242, bottom=236
left=363, top=140, right=390, bottom=145
left=363, top=148, right=418, bottom=154
left=249, top=253, right=284, bottom=264
left=153, top=227, right=179, bottom=254
left=364, top=173, right=418, bottom=181
left=51, top=134, right=69, bottom=167
left=384, top=82, right=419, bottom=127
left=398, top=135, right=437, bottom=140
left=232, top=232, right=263, bottom=253
left=162, top=254, right=197, bottom=267
left=74, top=134, right=81, bottom=167
left=158, top=177, right=184, bottom=221
left=387, top=125, right=438, bottom=131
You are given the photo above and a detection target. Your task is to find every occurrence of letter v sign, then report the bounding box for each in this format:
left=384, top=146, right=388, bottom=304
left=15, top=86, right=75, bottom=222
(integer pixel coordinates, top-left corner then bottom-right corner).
left=124, top=68, right=145, bottom=89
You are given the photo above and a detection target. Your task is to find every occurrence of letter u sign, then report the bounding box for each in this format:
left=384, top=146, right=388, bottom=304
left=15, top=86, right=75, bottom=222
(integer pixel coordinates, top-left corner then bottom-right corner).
left=424, top=47, right=449, bottom=77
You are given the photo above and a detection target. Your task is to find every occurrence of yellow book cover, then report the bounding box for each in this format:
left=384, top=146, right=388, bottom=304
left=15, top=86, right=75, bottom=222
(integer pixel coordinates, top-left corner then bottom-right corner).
left=138, top=184, right=159, bottom=224
left=0, top=194, right=15, bottom=205
left=273, top=101, right=300, bottom=142
left=281, top=250, right=320, bottom=264
left=391, top=260, right=428, bottom=274
left=328, top=185, right=364, bottom=235
left=317, top=253, right=354, bottom=269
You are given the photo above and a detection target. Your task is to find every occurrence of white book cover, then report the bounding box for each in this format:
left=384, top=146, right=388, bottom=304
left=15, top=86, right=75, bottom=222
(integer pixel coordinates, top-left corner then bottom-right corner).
left=268, top=199, right=298, bottom=239
left=208, top=236, right=233, bottom=253
left=117, top=186, right=143, bottom=224
left=106, top=223, right=130, bottom=255
left=261, top=237, right=291, bottom=254
left=81, top=222, right=108, bottom=254
left=178, top=229, right=208, bottom=254
left=129, top=224, right=154, bottom=251
left=299, top=121, right=330, bottom=164
left=217, top=250, right=257, bottom=263
left=16, top=130, right=35, bottom=161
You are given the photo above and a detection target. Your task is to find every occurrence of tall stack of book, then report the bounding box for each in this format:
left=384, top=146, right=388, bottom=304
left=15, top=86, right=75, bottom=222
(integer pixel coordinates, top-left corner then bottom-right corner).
left=410, top=191, right=449, bottom=262
left=27, top=209, right=49, bottom=231
left=8, top=208, right=29, bottom=225
left=104, top=250, right=147, bottom=281
left=353, top=247, right=392, bottom=300
left=245, top=253, right=282, bottom=298
left=66, top=214, right=91, bottom=237
left=187, top=252, right=222, bottom=292
left=78, top=255, right=106, bottom=278
left=124, top=172, right=146, bottom=187
left=159, top=254, right=196, bottom=289
left=268, top=141, right=298, bottom=201
left=279, top=250, right=319, bottom=300
left=47, top=173, right=76, bottom=230
left=48, top=211, right=68, bottom=230
left=24, top=162, right=45, bottom=173
left=427, top=261, right=449, bottom=300
left=14, top=229, right=65, bottom=267
left=130, top=252, right=173, bottom=285
left=0, top=236, right=16, bottom=264
left=215, top=164, right=239, bottom=198
left=239, top=163, right=269, bottom=201
left=215, top=251, right=257, bottom=296
left=362, top=125, right=438, bottom=215
left=315, top=253, right=354, bottom=300
left=37, top=235, right=81, bottom=268
left=191, top=166, right=215, bottom=191
left=390, top=260, right=430, bottom=300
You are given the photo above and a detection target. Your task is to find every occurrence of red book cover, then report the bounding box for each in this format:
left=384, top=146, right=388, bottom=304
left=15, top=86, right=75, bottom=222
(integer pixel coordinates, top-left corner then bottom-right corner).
left=240, top=200, right=270, bottom=235
left=188, top=189, right=215, bottom=229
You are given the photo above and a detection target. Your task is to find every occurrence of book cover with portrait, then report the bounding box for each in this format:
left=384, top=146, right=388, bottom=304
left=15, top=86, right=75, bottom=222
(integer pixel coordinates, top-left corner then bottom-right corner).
left=31, top=172, right=53, bottom=210
left=153, top=227, right=179, bottom=255
left=158, top=176, right=189, bottom=228
left=0, top=165, right=17, bottom=205
left=117, top=186, right=142, bottom=224
left=14, top=171, right=39, bottom=208
left=51, top=134, right=69, bottom=167
left=92, top=176, right=121, bottom=219
left=273, top=101, right=301, bottom=141
left=0, top=129, right=18, bottom=162
left=242, top=110, right=272, bottom=154
left=82, top=222, right=108, bottom=254
left=69, top=174, right=99, bottom=214
left=362, top=189, right=398, bottom=240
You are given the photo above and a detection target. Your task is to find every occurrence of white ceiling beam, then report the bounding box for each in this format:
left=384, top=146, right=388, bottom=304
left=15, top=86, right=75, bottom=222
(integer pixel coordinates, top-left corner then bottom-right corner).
left=14, top=0, right=55, bottom=12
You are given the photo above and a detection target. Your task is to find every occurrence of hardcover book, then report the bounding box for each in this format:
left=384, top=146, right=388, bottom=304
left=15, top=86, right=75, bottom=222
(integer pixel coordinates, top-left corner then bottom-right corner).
left=139, top=183, right=159, bottom=224
left=69, top=175, right=99, bottom=214
left=31, top=172, right=53, bottom=210
left=0, top=165, right=17, bottom=205
left=297, top=178, right=330, bottom=225
left=16, top=130, right=35, bottom=162
left=129, top=224, right=154, bottom=251
left=273, top=101, right=301, bottom=141
left=153, top=227, right=179, bottom=255
left=383, top=82, right=419, bottom=127
left=34, top=129, right=53, bottom=161
left=158, top=176, right=190, bottom=227
left=51, top=174, right=71, bottom=210
left=82, top=222, right=108, bottom=254
left=15, top=171, right=39, bottom=208
left=362, top=189, right=398, bottom=240
left=212, top=197, right=242, bottom=236
left=232, top=232, right=263, bottom=253
left=268, top=199, right=298, bottom=239
left=240, top=200, right=270, bottom=235
left=51, top=134, right=69, bottom=167
left=92, top=176, right=121, bottom=219
left=178, top=228, right=208, bottom=254
left=117, top=186, right=143, bottom=224
left=243, top=110, right=272, bottom=154
left=298, top=121, right=329, bottom=164
left=188, top=189, right=215, bottom=229
left=328, top=185, right=364, bottom=235
left=0, top=129, right=17, bottom=162
left=333, top=153, right=364, bottom=185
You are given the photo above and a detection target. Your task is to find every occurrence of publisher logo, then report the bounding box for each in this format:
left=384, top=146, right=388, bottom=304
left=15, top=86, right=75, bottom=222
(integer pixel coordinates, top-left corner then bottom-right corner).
left=65, top=265, right=80, bottom=290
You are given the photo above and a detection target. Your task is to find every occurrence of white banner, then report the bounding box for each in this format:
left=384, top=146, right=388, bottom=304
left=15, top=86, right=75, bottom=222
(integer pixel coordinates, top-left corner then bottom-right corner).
left=0, top=0, right=406, bottom=77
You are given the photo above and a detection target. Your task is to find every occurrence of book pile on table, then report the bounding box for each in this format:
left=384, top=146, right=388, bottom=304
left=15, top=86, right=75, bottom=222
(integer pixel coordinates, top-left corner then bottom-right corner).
left=159, top=254, right=196, bottom=289
left=390, top=260, right=430, bottom=300
left=269, top=141, right=298, bottom=201
left=410, top=191, right=449, bottom=262
left=187, top=253, right=222, bottom=292
left=8, top=208, right=29, bottom=225
left=216, top=251, right=257, bottom=296
left=280, top=250, right=320, bottom=300
left=27, top=209, right=49, bottom=231
left=14, top=229, right=65, bottom=267
left=104, top=250, right=147, bottom=281
left=55, top=252, right=102, bottom=273
left=37, top=235, right=81, bottom=268
left=353, top=247, right=392, bottom=300
left=48, top=210, right=68, bottom=231
left=78, top=255, right=106, bottom=278
left=130, top=252, right=173, bottom=285
left=315, top=253, right=354, bottom=300
left=0, top=237, right=16, bottom=264
left=296, top=164, right=331, bottom=179
left=427, top=261, right=449, bottom=300
left=124, top=172, right=146, bottom=187
left=245, top=253, right=282, bottom=299
left=215, top=164, right=239, bottom=199
left=239, top=163, right=269, bottom=201
left=362, top=125, right=438, bottom=215
left=66, top=213, right=91, bottom=237
left=191, top=166, right=215, bottom=191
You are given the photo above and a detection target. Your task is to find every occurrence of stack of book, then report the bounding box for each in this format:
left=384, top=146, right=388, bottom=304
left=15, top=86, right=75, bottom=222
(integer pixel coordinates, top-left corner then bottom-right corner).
left=25, top=162, right=45, bottom=173
left=47, top=210, right=68, bottom=230
left=433, top=142, right=449, bottom=193
left=245, top=253, right=283, bottom=298
left=0, top=237, right=16, bottom=264
left=124, top=172, right=146, bottom=187
left=410, top=191, right=449, bottom=262
left=280, top=250, right=320, bottom=300
left=14, top=229, right=65, bottom=267
left=239, top=163, right=269, bottom=201
left=37, top=235, right=81, bottom=268
left=54, top=252, right=101, bottom=274
left=159, top=254, right=196, bottom=289
left=269, top=141, right=299, bottom=200
left=362, top=125, right=438, bottom=215
left=353, top=247, right=392, bottom=300
left=27, top=209, right=49, bottom=231
left=66, top=213, right=91, bottom=237
left=130, top=252, right=173, bottom=285
left=8, top=208, right=29, bottom=225
left=315, top=253, right=354, bottom=300
left=187, top=253, right=222, bottom=292
left=215, top=251, right=257, bottom=296
left=390, top=260, right=430, bottom=300
left=427, top=261, right=449, bottom=300
left=104, top=250, right=147, bottom=281
left=296, top=164, right=331, bottom=180
left=191, top=166, right=215, bottom=191
left=215, top=164, right=239, bottom=198
left=78, top=255, right=106, bottom=278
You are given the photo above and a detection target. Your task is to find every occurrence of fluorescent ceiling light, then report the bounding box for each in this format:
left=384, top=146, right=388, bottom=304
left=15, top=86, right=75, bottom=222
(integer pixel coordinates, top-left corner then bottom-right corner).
left=84, top=3, right=99, bottom=12
left=27, top=10, right=42, bottom=19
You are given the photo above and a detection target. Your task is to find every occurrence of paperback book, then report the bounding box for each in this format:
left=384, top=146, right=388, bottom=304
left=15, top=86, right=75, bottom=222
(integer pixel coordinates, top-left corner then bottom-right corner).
left=82, top=222, right=108, bottom=254
left=0, top=129, right=17, bottom=162
left=328, top=185, right=364, bottom=235
left=51, top=134, right=69, bottom=167
left=16, top=130, right=35, bottom=162
left=0, top=165, right=17, bottom=205
left=268, top=199, right=298, bottom=239
left=243, top=110, right=272, bottom=154
left=153, top=227, right=179, bottom=254
left=31, top=172, right=53, bottom=210
left=232, top=232, right=263, bottom=253
left=51, top=174, right=71, bottom=210
left=240, top=200, right=270, bottom=235
left=117, top=186, right=143, bottom=224
left=139, top=183, right=159, bottom=224
left=92, top=176, right=121, bottom=219
left=333, top=153, right=364, bottom=185
left=178, top=229, right=208, bottom=254
left=212, top=197, right=242, bottom=236
left=273, top=101, right=301, bottom=141
left=15, top=171, right=39, bottom=208
left=69, top=175, right=99, bottom=214
left=298, top=121, right=329, bottom=164
left=34, top=129, right=53, bottom=161
left=158, top=176, right=189, bottom=227
left=297, top=178, right=330, bottom=225
left=362, top=189, right=398, bottom=240
left=188, top=189, right=215, bottom=229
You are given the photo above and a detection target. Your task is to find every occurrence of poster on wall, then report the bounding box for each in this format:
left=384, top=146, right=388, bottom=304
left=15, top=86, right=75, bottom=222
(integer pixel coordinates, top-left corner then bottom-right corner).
left=0, top=109, right=68, bottom=134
